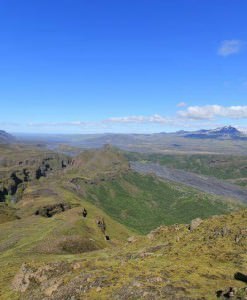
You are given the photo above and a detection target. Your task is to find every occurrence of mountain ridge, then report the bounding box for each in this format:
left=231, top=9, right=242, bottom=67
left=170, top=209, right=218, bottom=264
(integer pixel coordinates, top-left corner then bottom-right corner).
left=182, top=126, right=246, bottom=140
left=0, top=130, right=15, bottom=143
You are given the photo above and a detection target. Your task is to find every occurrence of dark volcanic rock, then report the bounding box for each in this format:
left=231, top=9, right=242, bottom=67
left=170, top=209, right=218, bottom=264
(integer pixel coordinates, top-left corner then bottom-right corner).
left=35, top=203, right=71, bottom=217
left=0, top=154, right=71, bottom=202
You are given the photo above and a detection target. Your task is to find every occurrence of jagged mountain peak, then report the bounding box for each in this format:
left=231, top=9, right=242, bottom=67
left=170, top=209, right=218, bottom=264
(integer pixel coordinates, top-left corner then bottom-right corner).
left=209, top=125, right=241, bottom=134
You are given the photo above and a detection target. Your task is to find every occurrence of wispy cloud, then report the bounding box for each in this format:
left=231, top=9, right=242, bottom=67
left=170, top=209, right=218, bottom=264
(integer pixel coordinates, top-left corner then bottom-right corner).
left=0, top=122, right=19, bottom=127
left=26, top=116, right=216, bottom=131
left=176, top=102, right=187, bottom=107
left=27, top=121, right=90, bottom=127
left=24, top=105, right=247, bottom=132
left=103, top=115, right=221, bottom=130
left=218, top=40, right=245, bottom=57
left=104, top=114, right=171, bottom=124
left=178, top=105, right=247, bottom=120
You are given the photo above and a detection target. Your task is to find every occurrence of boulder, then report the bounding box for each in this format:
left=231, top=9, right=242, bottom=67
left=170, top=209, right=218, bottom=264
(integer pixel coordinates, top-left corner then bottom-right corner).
left=189, top=218, right=203, bottom=231
left=127, top=236, right=137, bottom=243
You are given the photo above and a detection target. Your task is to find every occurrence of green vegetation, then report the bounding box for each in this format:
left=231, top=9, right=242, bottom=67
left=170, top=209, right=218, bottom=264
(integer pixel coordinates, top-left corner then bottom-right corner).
left=83, top=172, right=241, bottom=234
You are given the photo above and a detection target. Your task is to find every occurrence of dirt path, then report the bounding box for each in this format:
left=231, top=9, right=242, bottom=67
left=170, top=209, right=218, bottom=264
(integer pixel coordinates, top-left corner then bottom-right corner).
left=130, top=161, right=247, bottom=203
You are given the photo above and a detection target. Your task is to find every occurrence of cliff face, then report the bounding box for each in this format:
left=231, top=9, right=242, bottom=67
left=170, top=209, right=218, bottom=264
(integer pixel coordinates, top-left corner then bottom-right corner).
left=0, top=145, right=71, bottom=202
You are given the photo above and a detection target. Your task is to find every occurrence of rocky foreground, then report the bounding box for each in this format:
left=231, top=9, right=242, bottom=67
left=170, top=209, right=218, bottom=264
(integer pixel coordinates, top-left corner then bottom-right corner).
left=9, top=209, right=247, bottom=300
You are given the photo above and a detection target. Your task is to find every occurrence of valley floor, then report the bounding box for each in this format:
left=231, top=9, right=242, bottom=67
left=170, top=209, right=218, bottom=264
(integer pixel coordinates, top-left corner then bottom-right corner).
left=131, top=161, right=247, bottom=203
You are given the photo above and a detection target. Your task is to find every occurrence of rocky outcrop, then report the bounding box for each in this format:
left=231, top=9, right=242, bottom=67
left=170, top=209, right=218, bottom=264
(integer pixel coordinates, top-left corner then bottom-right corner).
left=35, top=203, right=71, bottom=217
left=96, top=217, right=106, bottom=234
left=0, top=172, right=25, bottom=203
left=127, top=236, right=138, bottom=243
left=216, top=286, right=247, bottom=299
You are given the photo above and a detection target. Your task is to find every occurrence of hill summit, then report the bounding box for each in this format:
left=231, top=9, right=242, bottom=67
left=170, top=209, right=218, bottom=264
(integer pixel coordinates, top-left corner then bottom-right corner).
left=0, top=130, right=15, bottom=143
left=70, top=144, right=130, bottom=176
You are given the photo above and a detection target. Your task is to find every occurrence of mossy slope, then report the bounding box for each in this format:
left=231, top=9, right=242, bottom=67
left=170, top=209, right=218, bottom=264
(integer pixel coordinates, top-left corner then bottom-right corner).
left=6, top=209, right=247, bottom=300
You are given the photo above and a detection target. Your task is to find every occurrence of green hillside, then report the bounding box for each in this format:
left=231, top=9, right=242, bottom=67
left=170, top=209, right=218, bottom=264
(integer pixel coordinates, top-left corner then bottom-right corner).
left=81, top=172, right=242, bottom=234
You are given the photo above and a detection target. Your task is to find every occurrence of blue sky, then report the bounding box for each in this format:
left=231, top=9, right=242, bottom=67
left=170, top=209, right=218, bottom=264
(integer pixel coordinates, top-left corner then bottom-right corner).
left=0, top=0, right=247, bottom=133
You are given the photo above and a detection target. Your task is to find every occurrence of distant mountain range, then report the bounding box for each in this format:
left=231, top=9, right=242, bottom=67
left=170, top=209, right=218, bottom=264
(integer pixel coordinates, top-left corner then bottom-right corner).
left=3, top=126, right=247, bottom=155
